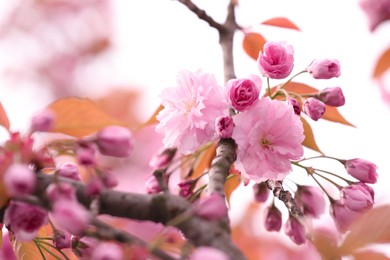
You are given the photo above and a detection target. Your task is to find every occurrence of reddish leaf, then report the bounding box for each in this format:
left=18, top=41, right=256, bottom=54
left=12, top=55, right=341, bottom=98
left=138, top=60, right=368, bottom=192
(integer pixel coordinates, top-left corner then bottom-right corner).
left=301, top=117, right=323, bottom=154
left=352, top=251, right=390, bottom=260
left=0, top=101, right=10, bottom=130
left=191, top=143, right=217, bottom=179
left=243, top=32, right=266, bottom=60
left=137, top=104, right=164, bottom=129
left=261, top=17, right=300, bottom=31
left=311, top=228, right=340, bottom=259
left=339, top=205, right=390, bottom=255
left=373, top=48, right=390, bottom=78
left=48, top=97, right=127, bottom=138
left=224, top=172, right=241, bottom=207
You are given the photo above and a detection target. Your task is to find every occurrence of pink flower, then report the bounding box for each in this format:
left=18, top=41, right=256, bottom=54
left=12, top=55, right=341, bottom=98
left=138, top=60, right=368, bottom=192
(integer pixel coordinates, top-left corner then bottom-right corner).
left=215, top=116, right=235, bottom=139
left=91, top=243, right=123, bottom=260
left=149, top=148, right=177, bottom=170
left=76, top=145, right=96, bottom=166
left=330, top=200, right=361, bottom=232
left=195, top=193, right=228, bottom=220
left=285, top=215, right=307, bottom=245
left=264, top=205, right=282, bottom=232
left=4, top=201, right=48, bottom=241
left=57, top=162, right=81, bottom=181
left=343, top=158, right=378, bottom=184
left=53, top=230, right=71, bottom=249
left=225, top=75, right=261, bottom=111
left=288, top=98, right=301, bottom=115
left=72, top=236, right=100, bottom=260
left=145, top=175, right=162, bottom=194
left=3, top=163, right=36, bottom=197
left=359, top=0, right=390, bottom=32
left=257, top=41, right=294, bottom=79
left=30, top=109, right=56, bottom=132
left=295, top=185, right=326, bottom=218
left=50, top=200, right=91, bottom=235
left=341, top=183, right=374, bottom=213
left=156, top=70, right=228, bottom=154
left=190, top=247, right=228, bottom=260
left=307, top=59, right=341, bottom=79
left=317, top=87, right=345, bottom=107
left=46, top=182, right=76, bottom=202
left=303, top=97, right=326, bottom=121
left=0, top=231, right=17, bottom=260
left=232, top=98, right=304, bottom=181
left=96, top=126, right=134, bottom=158
left=253, top=182, right=270, bottom=203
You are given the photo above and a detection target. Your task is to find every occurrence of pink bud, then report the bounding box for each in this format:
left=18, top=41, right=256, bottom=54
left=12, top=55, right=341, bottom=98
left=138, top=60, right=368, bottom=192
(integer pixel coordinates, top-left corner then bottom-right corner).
left=57, top=162, right=81, bottom=181
left=0, top=231, right=17, bottom=260
left=307, top=59, right=341, bottom=79
left=257, top=41, right=294, bottom=79
left=46, top=182, right=76, bottom=202
left=86, top=178, right=104, bottom=196
left=295, top=185, right=326, bottom=218
left=288, top=98, right=301, bottom=115
left=91, top=243, right=123, bottom=260
left=96, top=126, right=133, bottom=158
left=101, top=172, right=118, bottom=189
left=359, top=0, right=390, bottom=32
left=4, top=201, right=48, bottom=241
left=178, top=179, right=196, bottom=198
left=341, top=183, right=374, bottom=213
left=76, top=146, right=96, bottom=166
left=253, top=182, right=270, bottom=203
left=50, top=200, right=91, bottom=235
left=285, top=215, right=307, bottom=245
left=72, top=236, right=99, bottom=260
left=225, top=75, right=261, bottom=111
left=149, top=148, right=177, bottom=169
left=196, top=193, right=228, bottom=220
left=3, top=163, right=36, bottom=197
left=264, top=205, right=282, bottom=232
left=317, top=87, right=345, bottom=107
left=30, top=109, right=56, bottom=132
left=145, top=175, right=161, bottom=194
left=53, top=230, right=71, bottom=250
left=330, top=200, right=361, bottom=232
left=190, top=247, right=229, bottom=260
left=215, top=116, right=235, bottom=139
left=303, top=97, right=326, bottom=121
left=343, top=158, right=378, bottom=184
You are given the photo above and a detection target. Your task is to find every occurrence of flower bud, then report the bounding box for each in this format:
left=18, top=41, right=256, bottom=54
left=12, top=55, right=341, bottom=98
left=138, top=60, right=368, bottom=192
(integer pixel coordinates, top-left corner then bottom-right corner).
left=76, top=146, right=96, bottom=166
left=96, top=126, right=133, bottom=158
left=101, top=171, right=118, bottom=189
left=330, top=200, right=360, bottom=232
left=253, top=182, right=270, bottom=203
left=258, top=41, right=294, bottom=79
left=295, top=185, right=326, bottom=218
left=91, top=243, right=123, bottom=260
left=145, top=175, right=161, bottom=194
left=3, top=163, right=36, bottom=197
left=285, top=215, right=307, bottom=245
left=303, top=97, right=326, bottom=121
left=215, top=116, right=235, bottom=138
left=46, top=182, right=76, bottom=202
left=264, top=205, right=282, bottom=232
left=190, top=247, right=228, bottom=260
left=288, top=98, right=301, bottom=115
left=343, top=158, right=378, bottom=184
left=149, top=148, right=177, bottom=170
left=178, top=179, right=196, bottom=198
left=53, top=230, right=71, bottom=250
left=341, top=183, right=374, bottom=213
left=86, top=178, right=104, bottom=196
left=307, top=59, right=341, bottom=79
left=225, top=75, right=261, bottom=111
left=57, top=162, right=81, bottom=181
left=72, top=236, right=99, bottom=260
left=51, top=200, right=91, bottom=235
left=317, top=87, right=345, bottom=107
left=30, top=109, right=56, bottom=132
left=196, top=193, right=228, bottom=221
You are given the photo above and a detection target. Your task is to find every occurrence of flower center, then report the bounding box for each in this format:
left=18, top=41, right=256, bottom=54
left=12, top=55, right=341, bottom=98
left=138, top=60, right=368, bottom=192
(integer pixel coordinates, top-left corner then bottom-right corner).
left=261, top=138, right=271, bottom=148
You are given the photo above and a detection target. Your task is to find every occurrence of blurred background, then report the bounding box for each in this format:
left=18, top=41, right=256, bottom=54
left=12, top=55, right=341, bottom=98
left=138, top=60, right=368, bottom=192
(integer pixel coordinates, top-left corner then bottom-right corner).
left=0, top=0, right=389, bottom=258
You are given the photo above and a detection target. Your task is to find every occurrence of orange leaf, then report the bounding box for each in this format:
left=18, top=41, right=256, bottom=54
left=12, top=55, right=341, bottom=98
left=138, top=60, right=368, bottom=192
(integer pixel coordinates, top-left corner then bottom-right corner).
left=339, top=205, right=390, bottom=255
left=261, top=17, right=300, bottom=31
left=301, top=117, right=323, bottom=154
left=243, top=32, right=266, bottom=60
left=0, top=101, right=10, bottom=130
left=48, top=97, right=128, bottom=138
left=191, top=143, right=217, bottom=179
left=373, top=48, right=390, bottom=78
left=137, top=104, right=164, bottom=130
left=352, top=251, right=390, bottom=260
left=224, top=173, right=241, bottom=206
left=311, top=228, right=340, bottom=259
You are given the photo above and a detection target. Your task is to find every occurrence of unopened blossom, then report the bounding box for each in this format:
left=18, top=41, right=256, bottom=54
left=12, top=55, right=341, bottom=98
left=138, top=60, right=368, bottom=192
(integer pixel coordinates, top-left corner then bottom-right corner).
left=307, top=59, right=341, bottom=79
left=30, top=108, right=56, bottom=132
left=53, top=230, right=71, bottom=250
left=57, top=162, right=81, bottom=181
left=76, top=146, right=96, bottom=166
left=96, top=126, right=134, bottom=158
left=232, top=98, right=304, bottom=181
left=330, top=200, right=361, bottom=232
left=178, top=179, right=196, bottom=198
left=50, top=200, right=91, bottom=235
left=156, top=70, right=228, bottom=154
left=4, top=201, right=48, bottom=241
left=101, top=171, right=118, bottom=189
left=72, top=236, right=100, bottom=260
left=303, top=97, right=326, bottom=121
left=46, top=182, right=76, bottom=202
left=215, top=116, right=235, bottom=138
left=288, top=98, right=301, bottom=115
left=196, top=193, right=228, bottom=220
left=343, top=158, right=378, bottom=184
left=149, top=148, right=177, bottom=169
left=285, top=215, right=307, bottom=245
left=295, top=185, right=326, bottom=218
left=3, top=163, right=36, bottom=197
left=225, top=75, right=262, bottom=111
left=341, top=183, right=374, bottom=213
left=257, top=41, right=294, bottom=79
left=86, top=178, right=104, bottom=196
left=359, top=0, right=390, bottom=32
left=190, top=247, right=228, bottom=260
left=264, top=205, right=282, bottom=232
left=253, top=182, right=270, bottom=203
left=91, top=242, right=123, bottom=260
left=317, top=87, right=345, bottom=107
left=145, top=175, right=161, bottom=194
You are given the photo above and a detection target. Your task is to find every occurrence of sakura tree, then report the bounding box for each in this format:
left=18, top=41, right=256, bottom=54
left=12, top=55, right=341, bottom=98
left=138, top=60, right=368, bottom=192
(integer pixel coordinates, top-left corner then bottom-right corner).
left=0, top=0, right=389, bottom=259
